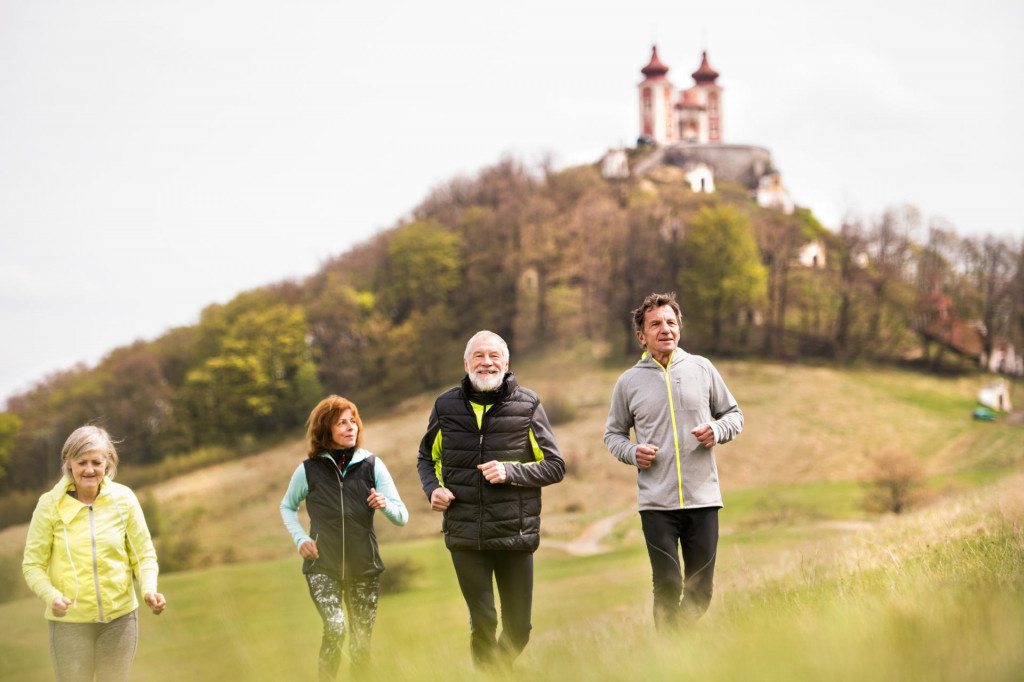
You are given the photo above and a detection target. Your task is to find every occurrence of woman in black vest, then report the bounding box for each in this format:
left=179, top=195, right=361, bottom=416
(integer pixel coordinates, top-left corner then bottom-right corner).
left=280, top=395, right=408, bottom=681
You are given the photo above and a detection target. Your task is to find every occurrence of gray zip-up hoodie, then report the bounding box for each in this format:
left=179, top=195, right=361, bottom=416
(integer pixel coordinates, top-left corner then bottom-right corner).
left=604, top=349, right=743, bottom=510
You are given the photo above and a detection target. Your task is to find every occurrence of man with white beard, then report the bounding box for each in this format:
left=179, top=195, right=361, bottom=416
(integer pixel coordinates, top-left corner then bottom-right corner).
left=416, top=330, right=564, bottom=670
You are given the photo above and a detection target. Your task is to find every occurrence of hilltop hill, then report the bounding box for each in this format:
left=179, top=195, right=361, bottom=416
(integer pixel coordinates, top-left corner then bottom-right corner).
left=5, top=154, right=1021, bottom=509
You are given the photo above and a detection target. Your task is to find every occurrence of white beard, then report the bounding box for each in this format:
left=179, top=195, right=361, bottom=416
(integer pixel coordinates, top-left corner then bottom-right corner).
left=469, top=370, right=504, bottom=392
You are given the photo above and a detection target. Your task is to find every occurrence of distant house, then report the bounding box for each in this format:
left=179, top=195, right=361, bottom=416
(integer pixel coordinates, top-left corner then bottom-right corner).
left=796, top=240, right=826, bottom=268
left=917, top=286, right=1023, bottom=376
left=601, top=149, right=630, bottom=179
left=984, top=337, right=1024, bottom=376
left=756, top=171, right=795, bottom=215
left=979, top=380, right=1013, bottom=412
left=683, top=162, right=715, bottom=193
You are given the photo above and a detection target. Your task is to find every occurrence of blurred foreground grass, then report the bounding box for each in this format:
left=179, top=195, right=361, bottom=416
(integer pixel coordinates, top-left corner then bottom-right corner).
left=2, top=473, right=1021, bottom=681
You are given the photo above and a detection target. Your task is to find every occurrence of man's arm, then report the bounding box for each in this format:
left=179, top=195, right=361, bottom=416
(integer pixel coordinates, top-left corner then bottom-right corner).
left=604, top=375, right=640, bottom=466
left=416, top=404, right=456, bottom=511
left=416, top=404, right=444, bottom=500
left=705, top=362, right=743, bottom=444
left=503, top=402, right=565, bottom=487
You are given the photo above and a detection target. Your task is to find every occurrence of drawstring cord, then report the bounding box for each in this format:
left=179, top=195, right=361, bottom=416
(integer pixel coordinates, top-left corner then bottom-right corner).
left=61, top=521, right=79, bottom=610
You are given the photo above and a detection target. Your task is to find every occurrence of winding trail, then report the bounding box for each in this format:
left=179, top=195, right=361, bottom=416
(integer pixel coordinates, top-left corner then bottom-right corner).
left=547, top=509, right=637, bottom=556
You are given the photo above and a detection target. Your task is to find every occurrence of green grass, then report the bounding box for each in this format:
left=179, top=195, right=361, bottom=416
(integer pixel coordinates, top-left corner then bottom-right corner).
left=3, top=476, right=1022, bottom=682
left=2, top=360, right=1022, bottom=680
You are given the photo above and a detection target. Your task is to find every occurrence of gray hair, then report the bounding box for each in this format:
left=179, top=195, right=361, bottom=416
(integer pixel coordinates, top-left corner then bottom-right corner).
left=61, top=425, right=119, bottom=481
left=463, top=330, right=510, bottom=362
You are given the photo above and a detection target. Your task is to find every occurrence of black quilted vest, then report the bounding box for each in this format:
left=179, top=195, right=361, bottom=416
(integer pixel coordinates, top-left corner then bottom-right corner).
left=436, top=374, right=543, bottom=552
left=302, top=451, right=382, bottom=581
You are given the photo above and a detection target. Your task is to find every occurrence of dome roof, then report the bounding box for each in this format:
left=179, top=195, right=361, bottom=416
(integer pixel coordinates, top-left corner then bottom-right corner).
left=691, top=51, right=719, bottom=83
left=640, top=45, right=670, bottom=81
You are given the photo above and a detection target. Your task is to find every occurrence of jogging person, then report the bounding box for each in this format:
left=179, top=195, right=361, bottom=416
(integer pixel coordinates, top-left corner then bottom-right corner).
left=416, top=330, right=565, bottom=669
left=604, top=292, right=743, bottom=628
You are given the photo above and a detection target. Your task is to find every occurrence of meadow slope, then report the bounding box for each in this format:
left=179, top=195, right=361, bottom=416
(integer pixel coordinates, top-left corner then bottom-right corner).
left=1, top=356, right=1019, bottom=573
left=0, top=357, right=1021, bottom=680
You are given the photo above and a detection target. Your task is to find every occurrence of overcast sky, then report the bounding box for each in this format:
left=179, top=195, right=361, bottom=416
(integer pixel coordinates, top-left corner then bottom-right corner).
left=2, top=0, right=1023, bottom=403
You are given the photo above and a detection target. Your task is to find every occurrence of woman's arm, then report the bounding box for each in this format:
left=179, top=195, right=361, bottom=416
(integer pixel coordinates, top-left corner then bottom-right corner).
left=373, top=458, right=409, bottom=527
left=280, top=464, right=313, bottom=548
left=22, top=493, right=63, bottom=606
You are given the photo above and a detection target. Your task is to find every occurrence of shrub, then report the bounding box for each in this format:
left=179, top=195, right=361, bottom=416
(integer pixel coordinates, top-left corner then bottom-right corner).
left=156, top=533, right=200, bottom=573
left=379, top=557, right=423, bottom=595
left=862, top=449, right=932, bottom=514
left=138, top=493, right=161, bottom=538
left=0, top=552, right=32, bottom=604
left=0, top=489, right=42, bottom=531
left=543, top=393, right=577, bottom=426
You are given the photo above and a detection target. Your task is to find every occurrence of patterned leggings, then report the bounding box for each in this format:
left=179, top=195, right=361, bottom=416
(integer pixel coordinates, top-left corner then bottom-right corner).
left=306, top=573, right=380, bottom=681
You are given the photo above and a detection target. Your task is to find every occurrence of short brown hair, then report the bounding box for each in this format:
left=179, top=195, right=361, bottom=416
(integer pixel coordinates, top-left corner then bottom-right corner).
left=306, top=395, right=364, bottom=457
left=631, top=292, right=683, bottom=335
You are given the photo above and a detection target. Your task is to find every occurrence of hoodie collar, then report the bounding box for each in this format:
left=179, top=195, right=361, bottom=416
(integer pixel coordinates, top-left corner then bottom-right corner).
left=639, top=348, right=689, bottom=369
left=52, top=476, right=110, bottom=525
left=319, top=447, right=369, bottom=470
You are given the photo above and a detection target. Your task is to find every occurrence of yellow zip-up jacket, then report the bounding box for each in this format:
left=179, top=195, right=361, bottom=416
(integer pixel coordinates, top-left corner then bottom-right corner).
left=22, top=476, right=159, bottom=623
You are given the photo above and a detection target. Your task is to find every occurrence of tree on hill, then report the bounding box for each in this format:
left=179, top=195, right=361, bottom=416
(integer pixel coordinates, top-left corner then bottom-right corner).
left=0, top=413, right=21, bottom=482
left=178, top=303, right=321, bottom=449
left=679, top=205, right=767, bottom=352
left=3, top=154, right=1022, bottom=503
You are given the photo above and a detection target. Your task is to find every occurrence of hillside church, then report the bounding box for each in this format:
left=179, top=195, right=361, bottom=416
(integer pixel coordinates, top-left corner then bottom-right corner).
left=605, top=46, right=798, bottom=222
left=639, top=46, right=722, bottom=145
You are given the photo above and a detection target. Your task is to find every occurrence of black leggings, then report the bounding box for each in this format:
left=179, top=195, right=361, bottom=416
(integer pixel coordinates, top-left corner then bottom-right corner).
left=449, top=549, right=534, bottom=668
left=306, top=573, right=380, bottom=681
left=640, top=507, right=719, bottom=629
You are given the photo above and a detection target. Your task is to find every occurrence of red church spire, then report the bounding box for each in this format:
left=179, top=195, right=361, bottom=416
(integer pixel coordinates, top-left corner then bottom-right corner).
left=640, top=45, right=670, bottom=81
left=691, top=50, right=719, bottom=83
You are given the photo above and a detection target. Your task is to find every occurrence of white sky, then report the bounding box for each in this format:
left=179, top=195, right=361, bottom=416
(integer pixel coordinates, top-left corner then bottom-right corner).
left=2, top=0, right=1023, bottom=403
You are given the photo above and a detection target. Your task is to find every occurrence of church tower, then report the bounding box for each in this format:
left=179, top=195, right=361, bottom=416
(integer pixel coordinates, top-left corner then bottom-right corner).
left=689, top=51, right=722, bottom=142
left=637, top=46, right=675, bottom=144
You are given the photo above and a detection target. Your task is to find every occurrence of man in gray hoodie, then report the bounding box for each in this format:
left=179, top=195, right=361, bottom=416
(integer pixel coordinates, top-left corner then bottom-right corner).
left=604, top=292, right=743, bottom=629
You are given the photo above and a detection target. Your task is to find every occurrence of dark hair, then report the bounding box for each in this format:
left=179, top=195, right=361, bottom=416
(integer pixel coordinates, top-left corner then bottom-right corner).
left=631, top=292, right=683, bottom=335
left=306, top=395, right=364, bottom=457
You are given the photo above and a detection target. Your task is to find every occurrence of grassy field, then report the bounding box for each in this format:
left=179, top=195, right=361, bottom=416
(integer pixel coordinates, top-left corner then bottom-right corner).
left=1, top=357, right=1022, bottom=680
left=2, top=473, right=1021, bottom=681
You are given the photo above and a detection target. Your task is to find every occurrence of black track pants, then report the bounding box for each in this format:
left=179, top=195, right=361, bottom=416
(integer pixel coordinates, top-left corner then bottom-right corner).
left=449, top=549, right=534, bottom=668
left=639, top=507, right=719, bottom=629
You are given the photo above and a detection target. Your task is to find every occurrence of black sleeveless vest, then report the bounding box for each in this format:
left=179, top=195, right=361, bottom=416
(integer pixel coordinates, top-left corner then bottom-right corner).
left=302, top=451, right=383, bottom=581
left=436, top=374, right=543, bottom=551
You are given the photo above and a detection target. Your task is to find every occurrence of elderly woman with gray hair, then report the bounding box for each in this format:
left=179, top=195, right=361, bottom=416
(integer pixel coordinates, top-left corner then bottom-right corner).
left=22, top=425, right=165, bottom=682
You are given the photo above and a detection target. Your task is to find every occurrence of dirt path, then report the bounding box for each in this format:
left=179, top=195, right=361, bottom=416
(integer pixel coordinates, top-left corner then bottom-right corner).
left=546, top=508, right=636, bottom=556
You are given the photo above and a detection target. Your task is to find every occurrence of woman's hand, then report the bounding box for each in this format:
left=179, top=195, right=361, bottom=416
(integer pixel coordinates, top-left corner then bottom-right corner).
left=144, top=592, right=166, bottom=615
left=51, top=596, right=72, bottom=617
left=366, top=487, right=387, bottom=510
left=299, top=538, right=319, bottom=560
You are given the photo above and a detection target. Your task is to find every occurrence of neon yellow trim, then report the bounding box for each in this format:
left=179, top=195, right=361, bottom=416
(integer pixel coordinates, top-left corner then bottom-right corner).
left=528, top=429, right=543, bottom=461
left=431, top=430, right=444, bottom=485
left=653, top=351, right=684, bottom=507
left=470, top=402, right=489, bottom=429
left=469, top=401, right=538, bottom=464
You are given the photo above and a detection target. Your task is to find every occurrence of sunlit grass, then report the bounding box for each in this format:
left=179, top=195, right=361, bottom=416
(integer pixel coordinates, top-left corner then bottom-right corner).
left=2, top=475, right=1021, bottom=681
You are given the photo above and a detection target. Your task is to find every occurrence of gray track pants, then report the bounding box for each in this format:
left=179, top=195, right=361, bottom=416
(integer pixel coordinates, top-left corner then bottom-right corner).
left=48, top=609, right=138, bottom=682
